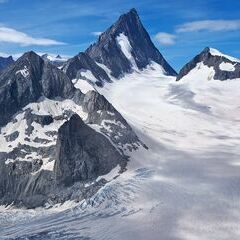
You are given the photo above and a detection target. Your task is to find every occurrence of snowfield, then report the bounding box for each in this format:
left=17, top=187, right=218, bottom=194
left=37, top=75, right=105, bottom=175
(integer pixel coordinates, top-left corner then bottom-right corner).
left=1, top=63, right=240, bottom=240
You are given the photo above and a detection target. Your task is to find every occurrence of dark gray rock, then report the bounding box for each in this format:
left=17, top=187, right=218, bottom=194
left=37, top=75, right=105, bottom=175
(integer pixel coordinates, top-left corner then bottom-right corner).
left=5, top=131, right=19, bottom=142
left=0, top=51, right=77, bottom=127
left=82, top=91, right=145, bottom=152
left=177, top=47, right=240, bottom=81
left=54, top=114, right=127, bottom=186
left=0, top=56, right=14, bottom=72
left=25, top=109, right=53, bottom=127
left=0, top=50, right=144, bottom=208
left=86, top=8, right=177, bottom=78
left=63, top=52, right=111, bottom=86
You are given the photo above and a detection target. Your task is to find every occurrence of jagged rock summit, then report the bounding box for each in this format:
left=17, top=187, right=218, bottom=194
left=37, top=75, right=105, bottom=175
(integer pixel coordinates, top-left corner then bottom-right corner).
left=86, top=8, right=177, bottom=78
left=0, top=51, right=75, bottom=127
left=177, top=47, right=240, bottom=81
left=0, top=55, right=14, bottom=72
left=64, top=8, right=176, bottom=86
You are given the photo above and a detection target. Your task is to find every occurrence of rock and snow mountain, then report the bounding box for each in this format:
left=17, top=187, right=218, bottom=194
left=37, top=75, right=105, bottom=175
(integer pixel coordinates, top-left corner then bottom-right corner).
left=0, top=51, right=142, bottom=208
left=63, top=8, right=176, bottom=86
left=42, top=54, right=68, bottom=67
left=1, top=7, right=240, bottom=240
left=2, top=48, right=240, bottom=239
left=86, top=8, right=176, bottom=78
left=0, top=55, right=14, bottom=72
left=177, top=47, right=240, bottom=81
left=62, top=52, right=112, bottom=86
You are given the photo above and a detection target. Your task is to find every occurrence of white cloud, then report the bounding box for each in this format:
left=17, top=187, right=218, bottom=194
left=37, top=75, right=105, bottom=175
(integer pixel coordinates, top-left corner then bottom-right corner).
left=177, top=20, right=240, bottom=32
left=154, top=32, right=176, bottom=46
left=0, top=27, right=66, bottom=46
left=0, top=0, right=8, bottom=3
left=91, top=31, right=102, bottom=36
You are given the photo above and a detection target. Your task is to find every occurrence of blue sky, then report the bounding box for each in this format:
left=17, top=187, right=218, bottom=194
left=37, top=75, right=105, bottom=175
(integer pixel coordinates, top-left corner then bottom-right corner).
left=0, top=0, right=239, bottom=71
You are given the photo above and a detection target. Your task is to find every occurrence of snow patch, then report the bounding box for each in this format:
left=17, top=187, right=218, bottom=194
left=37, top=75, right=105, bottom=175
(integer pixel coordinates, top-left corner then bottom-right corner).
left=15, top=65, right=29, bottom=78
left=78, top=69, right=99, bottom=83
left=209, top=48, right=240, bottom=63
left=72, top=78, right=95, bottom=93
left=219, top=62, right=236, bottom=71
left=116, top=33, right=137, bottom=68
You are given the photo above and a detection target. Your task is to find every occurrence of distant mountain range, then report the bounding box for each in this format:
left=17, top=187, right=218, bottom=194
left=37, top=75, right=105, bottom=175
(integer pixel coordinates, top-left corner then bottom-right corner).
left=0, top=56, right=14, bottom=72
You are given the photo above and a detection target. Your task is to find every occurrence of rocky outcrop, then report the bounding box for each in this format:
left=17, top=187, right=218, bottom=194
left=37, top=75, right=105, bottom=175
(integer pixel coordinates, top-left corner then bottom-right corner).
left=54, top=114, right=126, bottom=186
left=0, top=51, right=77, bottom=127
left=177, top=47, right=240, bottom=81
left=63, top=52, right=111, bottom=86
left=0, top=114, right=127, bottom=208
left=86, top=8, right=177, bottom=78
left=0, top=56, right=14, bottom=72
left=0, top=51, right=141, bottom=208
left=82, top=91, right=144, bottom=152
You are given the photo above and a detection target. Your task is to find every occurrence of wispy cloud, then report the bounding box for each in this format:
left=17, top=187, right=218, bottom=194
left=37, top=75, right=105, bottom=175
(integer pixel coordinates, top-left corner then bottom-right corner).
left=154, top=32, right=176, bottom=46
left=91, top=31, right=102, bottom=36
left=0, top=0, right=8, bottom=3
left=177, top=20, right=240, bottom=32
left=0, top=27, right=66, bottom=46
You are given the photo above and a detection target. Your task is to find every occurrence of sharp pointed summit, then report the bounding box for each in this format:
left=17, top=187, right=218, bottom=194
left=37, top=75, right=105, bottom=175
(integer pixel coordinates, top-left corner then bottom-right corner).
left=85, top=8, right=177, bottom=78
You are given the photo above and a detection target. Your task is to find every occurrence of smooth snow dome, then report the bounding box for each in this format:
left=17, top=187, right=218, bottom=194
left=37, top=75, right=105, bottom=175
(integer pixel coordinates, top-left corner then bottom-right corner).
left=209, top=48, right=240, bottom=63
left=116, top=33, right=136, bottom=67
left=219, top=62, right=236, bottom=71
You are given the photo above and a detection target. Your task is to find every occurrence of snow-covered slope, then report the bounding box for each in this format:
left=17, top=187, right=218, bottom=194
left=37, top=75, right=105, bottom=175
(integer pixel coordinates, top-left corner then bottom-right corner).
left=177, top=47, right=240, bottom=81
left=1, top=59, right=240, bottom=239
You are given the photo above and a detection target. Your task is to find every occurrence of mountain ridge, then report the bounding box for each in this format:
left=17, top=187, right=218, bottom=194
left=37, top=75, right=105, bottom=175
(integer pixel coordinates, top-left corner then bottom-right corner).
left=177, top=47, right=240, bottom=81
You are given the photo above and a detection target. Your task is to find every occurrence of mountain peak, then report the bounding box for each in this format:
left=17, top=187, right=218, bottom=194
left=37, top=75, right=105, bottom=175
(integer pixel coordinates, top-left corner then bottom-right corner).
left=20, top=51, right=41, bottom=63
left=177, top=47, right=240, bottom=81
left=86, top=8, right=176, bottom=77
left=118, top=8, right=139, bottom=22
left=0, top=55, right=14, bottom=71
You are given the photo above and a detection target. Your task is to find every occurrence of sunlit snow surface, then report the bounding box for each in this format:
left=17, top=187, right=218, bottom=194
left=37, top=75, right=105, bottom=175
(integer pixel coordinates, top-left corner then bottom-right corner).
left=1, top=63, right=240, bottom=240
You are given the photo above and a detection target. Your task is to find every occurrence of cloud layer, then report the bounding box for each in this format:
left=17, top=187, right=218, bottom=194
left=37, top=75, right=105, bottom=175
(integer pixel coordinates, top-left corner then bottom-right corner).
left=0, top=27, right=66, bottom=46
left=154, top=32, right=176, bottom=46
left=177, top=20, right=240, bottom=32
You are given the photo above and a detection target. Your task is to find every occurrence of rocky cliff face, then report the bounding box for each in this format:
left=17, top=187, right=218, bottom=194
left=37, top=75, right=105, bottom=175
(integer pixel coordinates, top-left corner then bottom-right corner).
left=0, top=51, right=76, bottom=127
left=177, top=47, right=240, bottom=81
left=54, top=114, right=126, bottom=186
left=85, top=8, right=177, bottom=78
left=0, top=114, right=127, bottom=208
left=0, top=56, right=14, bottom=72
left=62, top=52, right=111, bottom=86
left=0, top=51, right=143, bottom=208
